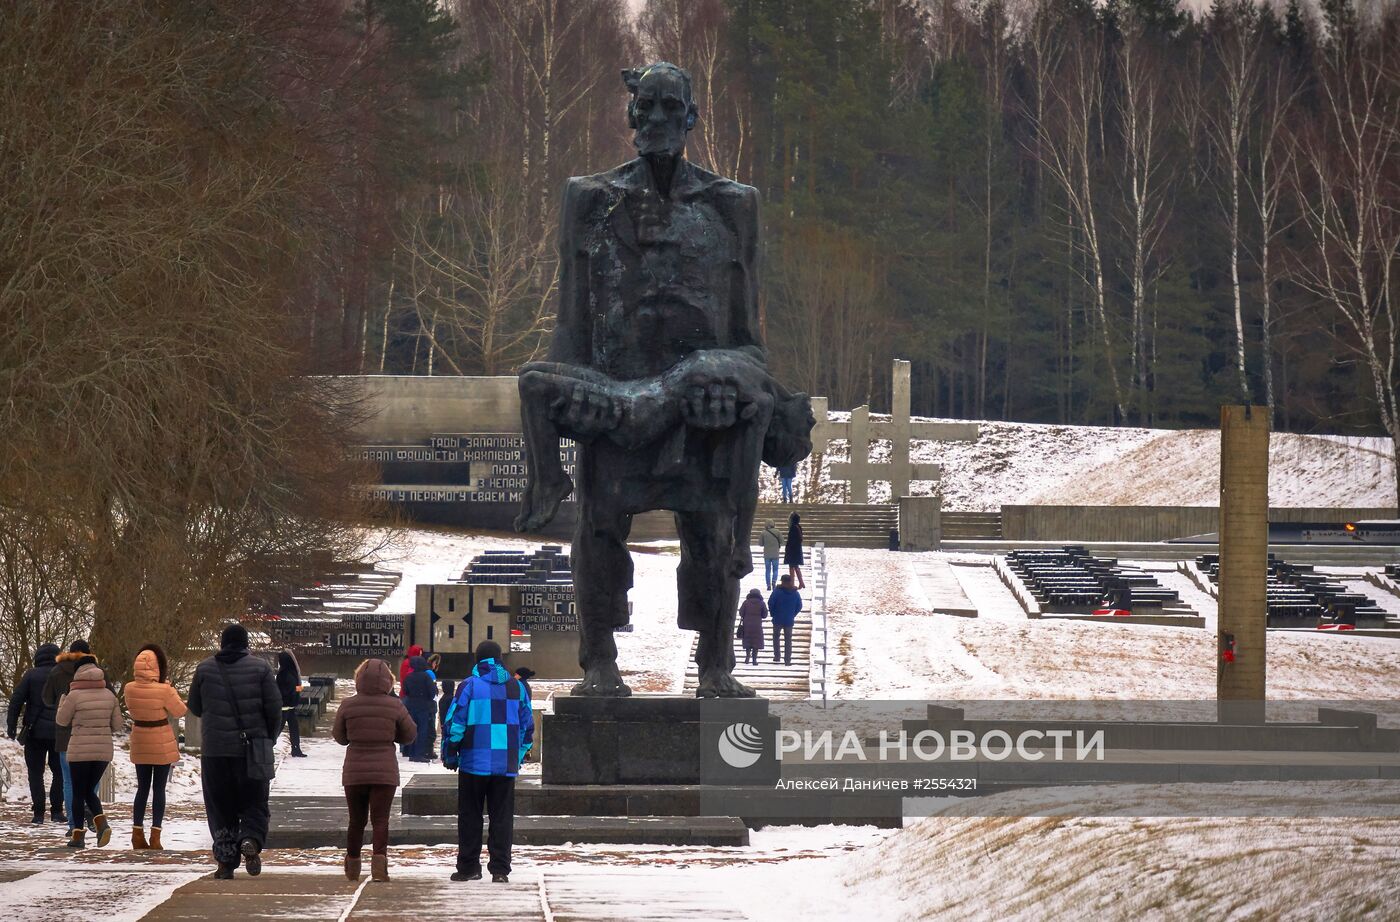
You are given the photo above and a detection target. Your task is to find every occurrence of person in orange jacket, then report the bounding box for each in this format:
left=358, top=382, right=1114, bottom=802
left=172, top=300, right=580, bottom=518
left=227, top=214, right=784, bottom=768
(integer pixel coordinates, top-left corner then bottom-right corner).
left=122, top=644, right=187, bottom=850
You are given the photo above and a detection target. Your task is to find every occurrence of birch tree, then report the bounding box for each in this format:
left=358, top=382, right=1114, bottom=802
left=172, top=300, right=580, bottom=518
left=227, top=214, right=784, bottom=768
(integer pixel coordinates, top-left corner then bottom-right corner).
left=1032, top=10, right=1128, bottom=421
left=1206, top=0, right=1263, bottom=402
left=1293, top=18, right=1400, bottom=500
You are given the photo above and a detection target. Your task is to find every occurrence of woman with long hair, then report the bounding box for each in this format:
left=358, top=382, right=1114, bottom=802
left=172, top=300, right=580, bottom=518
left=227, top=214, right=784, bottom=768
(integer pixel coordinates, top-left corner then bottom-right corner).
left=784, top=512, right=805, bottom=589
left=123, top=643, right=187, bottom=849
left=276, top=651, right=307, bottom=758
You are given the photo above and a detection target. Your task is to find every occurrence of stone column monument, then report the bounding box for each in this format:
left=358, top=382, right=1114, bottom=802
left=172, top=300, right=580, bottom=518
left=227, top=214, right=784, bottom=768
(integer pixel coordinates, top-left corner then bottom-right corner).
left=1217, top=404, right=1269, bottom=724
left=514, top=62, right=814, bottom=700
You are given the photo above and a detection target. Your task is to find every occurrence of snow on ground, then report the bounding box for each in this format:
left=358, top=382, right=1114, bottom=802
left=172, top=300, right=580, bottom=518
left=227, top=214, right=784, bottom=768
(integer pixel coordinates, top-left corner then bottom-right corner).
left=1040, top=428, right=1395, bottom=508
left=755, top=414, right=1393, bottom=509
left=743, top=780, right=1400, bottom=922
left=365, top=525, right=741, bottom=695
left=366, top=526, right=541, bottom=613
left=824, top=548, right=1400, bottom=706
left=0, top=866, right=205, bottom=922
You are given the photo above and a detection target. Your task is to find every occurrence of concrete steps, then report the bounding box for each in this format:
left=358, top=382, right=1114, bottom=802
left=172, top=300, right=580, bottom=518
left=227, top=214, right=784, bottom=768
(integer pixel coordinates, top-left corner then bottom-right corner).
left=751, top=502, right=895, bottom=549
left=264, top=796, right=749, bottom=848
left=942, top=510, right=1003, bottom=539
left=682, top=612, right=812, bottom=699
left=400, top=776, right=902, bottom=828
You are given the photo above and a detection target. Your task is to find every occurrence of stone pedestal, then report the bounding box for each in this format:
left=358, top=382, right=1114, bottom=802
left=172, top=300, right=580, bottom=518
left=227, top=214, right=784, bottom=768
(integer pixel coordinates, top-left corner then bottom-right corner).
left=519, top=630, right=584, bottom=680
left=899, top=495, right=942, bottom=551
left=542, top=695, right=780, bottom=786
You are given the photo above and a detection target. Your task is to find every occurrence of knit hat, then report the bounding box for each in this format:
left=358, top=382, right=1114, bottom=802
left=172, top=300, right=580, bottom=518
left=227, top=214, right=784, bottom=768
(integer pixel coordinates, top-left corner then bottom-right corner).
left=220, top=623, right=250, bottom=650
left=68, top=639, right=91, bottom=654
left=747, top=588, right=762, bottom=598
left=474, top=639, right=502, bottom=663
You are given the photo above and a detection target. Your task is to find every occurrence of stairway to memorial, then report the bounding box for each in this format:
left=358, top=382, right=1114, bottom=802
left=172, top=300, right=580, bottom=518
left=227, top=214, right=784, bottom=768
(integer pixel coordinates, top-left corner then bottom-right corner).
left=751, top=501, right=895, bottom=549
left=681, top=612, right=813, bottom=699
left=942, top=510, right=1003, bottom=539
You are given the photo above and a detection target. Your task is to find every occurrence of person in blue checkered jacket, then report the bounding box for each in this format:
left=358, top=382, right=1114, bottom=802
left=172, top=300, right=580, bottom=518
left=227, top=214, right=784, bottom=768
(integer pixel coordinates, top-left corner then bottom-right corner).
left=442, top=640, right=534, bottom=883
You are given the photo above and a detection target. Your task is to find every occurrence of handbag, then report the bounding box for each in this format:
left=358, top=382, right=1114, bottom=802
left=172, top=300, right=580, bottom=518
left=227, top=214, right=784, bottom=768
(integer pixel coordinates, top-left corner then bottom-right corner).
left=214, top=657, right=276, bottom=782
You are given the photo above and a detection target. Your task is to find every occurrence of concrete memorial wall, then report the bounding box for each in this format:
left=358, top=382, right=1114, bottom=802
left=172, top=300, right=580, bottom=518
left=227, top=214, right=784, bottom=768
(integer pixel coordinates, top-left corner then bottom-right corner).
left=351, top=375, right=678, bottom=538
left=361, top=434, right=578, bottom=535
left=413, top=546, right=584, bottom=680
left=1002, top=504, right=1399, bottom=543
left=265, top=612, right=413, bottom=676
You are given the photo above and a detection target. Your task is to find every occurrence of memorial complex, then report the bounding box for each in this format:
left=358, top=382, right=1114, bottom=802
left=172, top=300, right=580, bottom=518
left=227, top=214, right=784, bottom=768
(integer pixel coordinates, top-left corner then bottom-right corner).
left=5, top=9, right=1400, bottom=918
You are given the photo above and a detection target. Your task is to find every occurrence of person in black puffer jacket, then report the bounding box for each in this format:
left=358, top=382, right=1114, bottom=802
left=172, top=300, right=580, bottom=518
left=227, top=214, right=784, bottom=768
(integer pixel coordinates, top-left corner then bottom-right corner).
left=6, top=643, right=64, bottom=824
left=275, top=651, right=306, bottom=758
left=188, top=623, right=281, bottom=879
left=400, top=655, right=438, bottom=763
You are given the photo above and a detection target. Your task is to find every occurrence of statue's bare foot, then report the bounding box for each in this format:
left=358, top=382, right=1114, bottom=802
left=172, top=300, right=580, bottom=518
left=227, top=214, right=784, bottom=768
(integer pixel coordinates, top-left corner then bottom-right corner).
left=571, top=663, right=632, bottom=697
left=514, top=477, right=574, bottom=532
left=697, top=669, right=756, bottom=699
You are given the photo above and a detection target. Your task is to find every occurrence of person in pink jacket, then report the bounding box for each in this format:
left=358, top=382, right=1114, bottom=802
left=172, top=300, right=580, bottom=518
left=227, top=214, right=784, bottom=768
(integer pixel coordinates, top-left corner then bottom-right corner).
left=55, top=662, right=123, bottom=848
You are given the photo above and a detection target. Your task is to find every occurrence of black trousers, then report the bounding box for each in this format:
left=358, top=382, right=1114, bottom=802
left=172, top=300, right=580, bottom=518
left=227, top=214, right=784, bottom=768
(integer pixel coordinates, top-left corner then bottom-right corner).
left=134, top=763, right=171, bottom=827
left=282, top=707, right=302, bottom=753
left=67, top=760, right=107, bottom=830
left=22, top=737, right=62, bottom=818
left=457, top=772, right=515, bottom=876
left=201, top=755, right=271, bottom=867
left=772, top=623, right=793, bottom=664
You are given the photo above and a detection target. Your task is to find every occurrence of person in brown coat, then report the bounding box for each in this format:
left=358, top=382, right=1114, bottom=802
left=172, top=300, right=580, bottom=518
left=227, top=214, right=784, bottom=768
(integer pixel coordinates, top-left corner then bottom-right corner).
left=737, top=588, right=768, bottom=665
left=55, top=662, right=123, bottom=848
left=332, top=658, right=417, bottom=883
left=122, top=645, right=187, bottom=850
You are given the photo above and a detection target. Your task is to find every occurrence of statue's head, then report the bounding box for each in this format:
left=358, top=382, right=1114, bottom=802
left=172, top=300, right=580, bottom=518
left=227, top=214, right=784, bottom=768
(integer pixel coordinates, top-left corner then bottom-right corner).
left=623, top=62, right=697, bottom=159
left=762, top=392, right=816, bottom=470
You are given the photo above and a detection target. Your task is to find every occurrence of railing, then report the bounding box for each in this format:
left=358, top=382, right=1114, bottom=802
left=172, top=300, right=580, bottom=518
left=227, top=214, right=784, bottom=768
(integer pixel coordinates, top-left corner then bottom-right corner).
left=808, top=542, right=829, bottom=705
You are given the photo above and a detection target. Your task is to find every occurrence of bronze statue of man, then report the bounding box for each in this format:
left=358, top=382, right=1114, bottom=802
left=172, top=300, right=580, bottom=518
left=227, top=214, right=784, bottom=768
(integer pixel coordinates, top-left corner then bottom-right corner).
left=516, top=62, right=813, bottom=698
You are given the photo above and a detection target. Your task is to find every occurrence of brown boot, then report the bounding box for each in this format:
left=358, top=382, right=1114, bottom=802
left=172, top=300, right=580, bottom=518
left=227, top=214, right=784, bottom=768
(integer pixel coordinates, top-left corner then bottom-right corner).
left=93, top=814, right=111, bottom=848
left=370, top=853, right=389, bottom=882
left=132, top=827, right=148, bottom=850
left=148, top=827, right=163, bottom=851
left=344, top=852, right=361, bottom=881
left=66, top=828, right=85, bottom=849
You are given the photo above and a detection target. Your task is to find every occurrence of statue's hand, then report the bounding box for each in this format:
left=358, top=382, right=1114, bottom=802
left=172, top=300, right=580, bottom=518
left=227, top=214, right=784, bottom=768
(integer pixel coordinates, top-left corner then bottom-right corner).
left=681, top=378, right=761, bottom=431
left=551, top=382, right=623, bottom=435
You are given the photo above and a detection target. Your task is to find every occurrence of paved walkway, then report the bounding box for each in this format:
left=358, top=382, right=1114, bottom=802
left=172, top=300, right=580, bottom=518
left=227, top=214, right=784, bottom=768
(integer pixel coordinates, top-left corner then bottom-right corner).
left=912, top=558, right=978, bottom=617
left=0, top=867, right=750, bottom=921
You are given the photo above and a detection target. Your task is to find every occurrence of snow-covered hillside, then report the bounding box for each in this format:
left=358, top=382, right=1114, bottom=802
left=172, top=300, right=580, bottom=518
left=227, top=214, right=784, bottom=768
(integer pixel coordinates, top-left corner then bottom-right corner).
left=758, top=416, right=1394, bottom=510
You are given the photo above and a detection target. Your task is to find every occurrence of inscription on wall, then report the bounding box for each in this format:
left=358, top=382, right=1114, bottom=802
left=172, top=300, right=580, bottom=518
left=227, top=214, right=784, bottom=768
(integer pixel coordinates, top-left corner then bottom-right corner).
left=360, top=434, right=575, bottom=507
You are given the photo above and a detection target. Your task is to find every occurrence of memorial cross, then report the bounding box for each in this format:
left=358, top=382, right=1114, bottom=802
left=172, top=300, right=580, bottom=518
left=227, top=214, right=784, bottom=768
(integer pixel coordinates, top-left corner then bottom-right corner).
left=817, top=360, right=979, bottom=503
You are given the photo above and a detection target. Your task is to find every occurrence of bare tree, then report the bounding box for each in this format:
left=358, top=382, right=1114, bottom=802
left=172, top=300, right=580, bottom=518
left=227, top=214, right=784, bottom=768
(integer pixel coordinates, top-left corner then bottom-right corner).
left=1206, top=0, right=1264, bottom=403
left=1031, top=10, right=1127, bottom=421
left=638, top=0, right=751, bottom=179
left=0, top=1, right=382, bottom=678
left=1116, top=7, right=1176, bottom=421
left=769, top=226, right=896, bottom=409
left=1249, top=53, right=1301, bottom=410
left=403, top=174, right=556, bottom=375
left=1292, top=21, right=1400, bottom=500
left=0, top=511, right=87, bottom=696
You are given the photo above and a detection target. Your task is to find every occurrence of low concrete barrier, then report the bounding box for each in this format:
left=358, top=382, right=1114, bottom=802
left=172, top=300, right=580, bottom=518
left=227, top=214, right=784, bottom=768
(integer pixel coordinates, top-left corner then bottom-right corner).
left=1001, top=505, right=1397, bottom=543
